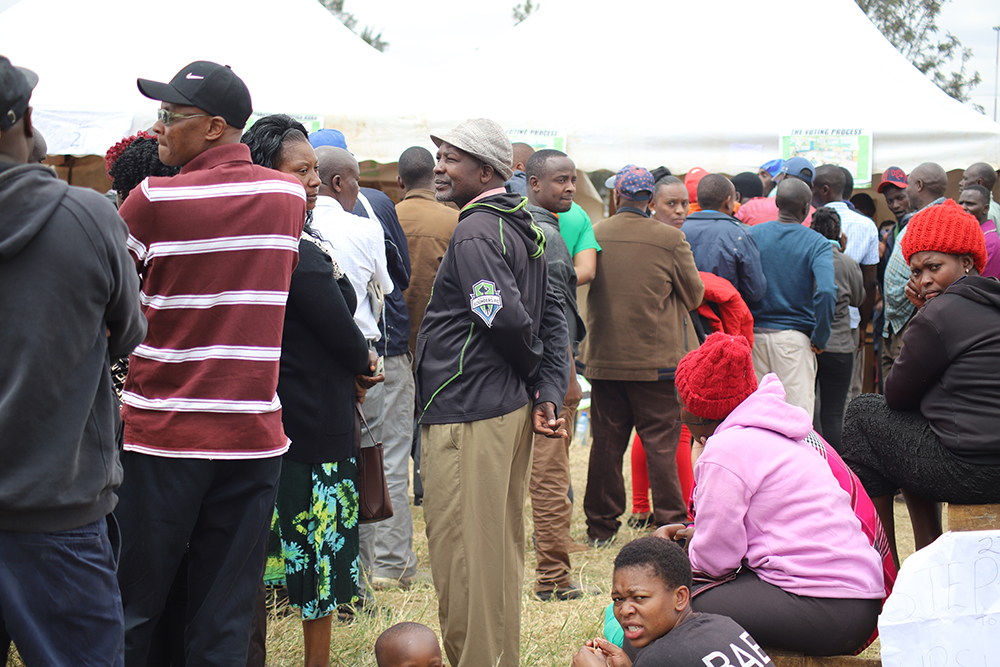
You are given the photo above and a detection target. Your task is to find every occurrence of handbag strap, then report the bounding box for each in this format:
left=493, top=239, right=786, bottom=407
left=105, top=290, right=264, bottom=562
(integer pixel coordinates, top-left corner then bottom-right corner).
left=355, top=401, right=380, bottom=449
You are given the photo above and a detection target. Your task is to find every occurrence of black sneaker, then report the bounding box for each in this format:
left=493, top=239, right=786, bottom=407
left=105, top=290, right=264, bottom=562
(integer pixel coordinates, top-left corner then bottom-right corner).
left=536, top=584, right=601, bottom=601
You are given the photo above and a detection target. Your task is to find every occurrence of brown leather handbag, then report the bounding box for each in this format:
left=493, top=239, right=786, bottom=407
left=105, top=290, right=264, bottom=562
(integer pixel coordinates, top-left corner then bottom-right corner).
left=355, top=402, right=393, bottom=524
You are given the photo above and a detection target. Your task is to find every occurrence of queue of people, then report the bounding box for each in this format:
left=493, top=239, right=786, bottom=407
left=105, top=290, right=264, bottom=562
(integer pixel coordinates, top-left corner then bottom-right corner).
left=3, top=51, right=1000, bottom=667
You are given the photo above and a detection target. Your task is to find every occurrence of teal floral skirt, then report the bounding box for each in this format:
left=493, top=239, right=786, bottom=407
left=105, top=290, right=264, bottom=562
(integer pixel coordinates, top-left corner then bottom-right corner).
left=264, top=458, right=360, bottom=619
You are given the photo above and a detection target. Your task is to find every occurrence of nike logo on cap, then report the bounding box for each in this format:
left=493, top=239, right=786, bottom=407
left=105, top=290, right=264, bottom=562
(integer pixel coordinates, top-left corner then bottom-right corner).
left=186, top=73, right=204, bottom=80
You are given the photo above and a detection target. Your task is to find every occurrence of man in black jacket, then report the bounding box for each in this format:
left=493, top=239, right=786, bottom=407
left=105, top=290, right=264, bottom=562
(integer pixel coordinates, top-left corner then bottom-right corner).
left=415, top=118, right=569, bottom=667
left=0, top=57, right=146, bottom=665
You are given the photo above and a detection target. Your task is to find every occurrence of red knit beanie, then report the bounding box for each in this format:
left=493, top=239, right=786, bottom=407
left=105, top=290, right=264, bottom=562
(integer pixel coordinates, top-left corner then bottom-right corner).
left=675, top=333, right=758, bottom=420
left=901, top=199, right=987, bottom=274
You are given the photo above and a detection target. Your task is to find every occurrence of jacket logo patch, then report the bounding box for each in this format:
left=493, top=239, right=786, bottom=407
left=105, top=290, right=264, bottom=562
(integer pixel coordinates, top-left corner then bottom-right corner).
left=470, top=280, right=503, bottom=327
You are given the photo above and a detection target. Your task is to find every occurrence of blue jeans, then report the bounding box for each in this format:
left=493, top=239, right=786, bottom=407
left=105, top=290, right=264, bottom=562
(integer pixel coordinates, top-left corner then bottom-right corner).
left=0, top=516, right=124, bottom=667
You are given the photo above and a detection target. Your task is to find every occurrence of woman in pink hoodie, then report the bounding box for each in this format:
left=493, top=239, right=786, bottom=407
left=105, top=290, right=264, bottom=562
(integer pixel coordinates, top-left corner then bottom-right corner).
left=659, top=333, right=884, bottom=656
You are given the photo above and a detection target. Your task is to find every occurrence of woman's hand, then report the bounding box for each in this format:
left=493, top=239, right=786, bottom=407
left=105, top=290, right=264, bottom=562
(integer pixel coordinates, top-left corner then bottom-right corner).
left=904, top=275, right=927, bottom=309
left=572, top=638, right=632, bottom=667
left=691, top=435, right=707, bottom=467
left=653, top=523, right=695, bottom=548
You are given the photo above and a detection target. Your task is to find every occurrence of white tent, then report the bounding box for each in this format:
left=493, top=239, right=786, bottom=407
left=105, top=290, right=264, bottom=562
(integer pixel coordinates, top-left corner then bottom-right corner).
left=2, top=0, right=998, bottom=174
left=0, top=0, right=432, bottom=159
left=430, top=0, right=1000, bottom=174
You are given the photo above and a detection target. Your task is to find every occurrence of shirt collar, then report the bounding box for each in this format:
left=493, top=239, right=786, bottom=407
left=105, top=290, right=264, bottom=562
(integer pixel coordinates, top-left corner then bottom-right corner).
left=465, top=187, right=507, bottom=209
left=179, top=142, right=252, bottom=175
left=314, top=195, right=346, bottom=213
left=617, top=205, right=650, bottom=217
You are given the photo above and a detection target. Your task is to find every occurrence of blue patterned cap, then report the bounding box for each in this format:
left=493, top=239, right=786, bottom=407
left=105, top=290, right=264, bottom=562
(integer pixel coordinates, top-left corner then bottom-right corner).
left=614, top=164, right=655, bottom=201
left=760, top=159, right=784, bottom=178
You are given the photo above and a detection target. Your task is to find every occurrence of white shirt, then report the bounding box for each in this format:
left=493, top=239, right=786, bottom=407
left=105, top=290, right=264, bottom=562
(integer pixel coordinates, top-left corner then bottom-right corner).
left=311, top=195, right=394, bottom=341
left=826, top=201, right=878, bottom=329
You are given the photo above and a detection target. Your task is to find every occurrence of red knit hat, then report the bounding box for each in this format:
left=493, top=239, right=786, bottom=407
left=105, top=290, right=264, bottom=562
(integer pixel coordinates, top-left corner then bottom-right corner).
left=675, top=333, right=758, bottom=420
left=901, top=199, right=987, bottom=274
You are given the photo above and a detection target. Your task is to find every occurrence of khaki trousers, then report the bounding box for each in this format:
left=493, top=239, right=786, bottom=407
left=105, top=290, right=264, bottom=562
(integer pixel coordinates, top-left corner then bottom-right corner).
left=752, top=329, right=817, bottom=415
left=421, top=404, right=533, bottom=667
left=529, top=398, right=578, bottom=593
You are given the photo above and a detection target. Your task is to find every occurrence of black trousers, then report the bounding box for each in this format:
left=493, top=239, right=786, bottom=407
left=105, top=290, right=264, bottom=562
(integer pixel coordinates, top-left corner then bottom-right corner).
left=115, top=452, right=280, bottom=667
left=815, top=351, right=854, bottom=452
left=584, top=379, right=686, bottom=539
left=692, top=569, right=881, bottom=656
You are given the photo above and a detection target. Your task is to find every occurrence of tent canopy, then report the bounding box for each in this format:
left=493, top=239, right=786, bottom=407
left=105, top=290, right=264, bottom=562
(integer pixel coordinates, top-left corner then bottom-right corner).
left=2, top=0, right=998, bottom=173
left=433, top=0, right=1000, bottom=174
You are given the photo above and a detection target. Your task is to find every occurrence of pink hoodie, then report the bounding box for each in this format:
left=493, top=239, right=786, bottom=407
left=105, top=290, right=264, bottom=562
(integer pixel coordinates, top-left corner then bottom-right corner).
left=689, top=374, right=884, bottom=599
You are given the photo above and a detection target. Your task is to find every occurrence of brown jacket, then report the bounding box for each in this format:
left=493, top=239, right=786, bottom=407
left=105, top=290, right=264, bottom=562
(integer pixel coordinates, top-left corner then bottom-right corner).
left=581, top=208, right=705, bottom=381
left=396, top=189, right=459, bottom=354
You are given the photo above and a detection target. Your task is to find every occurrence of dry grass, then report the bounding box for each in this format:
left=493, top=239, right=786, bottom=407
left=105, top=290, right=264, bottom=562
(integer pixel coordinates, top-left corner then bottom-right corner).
left=6, top=437, right=923, bottom=667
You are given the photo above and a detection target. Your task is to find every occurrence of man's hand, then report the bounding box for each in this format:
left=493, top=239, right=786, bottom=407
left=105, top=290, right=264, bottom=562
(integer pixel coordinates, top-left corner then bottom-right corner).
left=355, top=380, right=368, bottom=405
left=356, top=349, right=386, bottom=394
left=532, top=401, right=568, bottom=438
left=810, top=344, right=824, bottom=355
left=566, top=372, right=583, bottom=407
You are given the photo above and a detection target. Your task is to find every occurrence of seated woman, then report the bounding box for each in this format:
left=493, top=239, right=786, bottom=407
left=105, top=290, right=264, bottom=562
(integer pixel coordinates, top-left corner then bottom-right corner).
left=661, top=333, right=884, bottom=656
left=842, top=199, right=1000, bottom=566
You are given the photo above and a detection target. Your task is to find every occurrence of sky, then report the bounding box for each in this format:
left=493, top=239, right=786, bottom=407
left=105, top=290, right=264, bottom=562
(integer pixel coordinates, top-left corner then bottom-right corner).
left=348, top=0, right=1000, bottom=121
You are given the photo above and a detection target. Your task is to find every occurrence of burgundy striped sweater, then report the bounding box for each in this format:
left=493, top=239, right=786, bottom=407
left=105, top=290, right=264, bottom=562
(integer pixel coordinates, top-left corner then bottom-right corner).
left=119, top=143, right=306, bottom=459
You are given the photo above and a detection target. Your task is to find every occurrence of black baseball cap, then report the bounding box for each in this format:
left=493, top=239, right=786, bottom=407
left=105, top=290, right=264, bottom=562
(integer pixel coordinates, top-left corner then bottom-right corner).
left=137, top=61, right=252, bottom=129
left=0, top=56, right=38, bottom=132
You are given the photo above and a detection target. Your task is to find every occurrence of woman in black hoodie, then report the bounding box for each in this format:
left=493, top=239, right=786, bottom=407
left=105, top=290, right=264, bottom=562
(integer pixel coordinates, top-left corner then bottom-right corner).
left=843, top=199, right=1000, bottom=567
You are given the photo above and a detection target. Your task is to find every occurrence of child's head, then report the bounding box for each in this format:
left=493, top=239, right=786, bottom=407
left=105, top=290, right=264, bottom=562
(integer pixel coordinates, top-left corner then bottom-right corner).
left=374, top=622, right=444, bottom=667
left=611, top=536, right=693, bottom=649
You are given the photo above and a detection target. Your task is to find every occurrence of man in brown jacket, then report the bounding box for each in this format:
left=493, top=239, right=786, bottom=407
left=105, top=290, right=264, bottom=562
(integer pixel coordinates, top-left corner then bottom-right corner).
left=395, top=145, right=460, bottom=354
left=581, top=164, right=705, bottom=545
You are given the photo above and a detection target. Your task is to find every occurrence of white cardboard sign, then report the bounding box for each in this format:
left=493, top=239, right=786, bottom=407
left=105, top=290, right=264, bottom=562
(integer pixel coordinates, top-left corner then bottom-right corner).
left=879, top=530, right=1000, bottom=667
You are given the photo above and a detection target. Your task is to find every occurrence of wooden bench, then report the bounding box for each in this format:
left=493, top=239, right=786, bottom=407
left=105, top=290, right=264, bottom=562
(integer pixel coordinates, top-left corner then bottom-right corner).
left=766, top=649, right=880, bottom=667
left=946, top=503, right=1000, bottom=532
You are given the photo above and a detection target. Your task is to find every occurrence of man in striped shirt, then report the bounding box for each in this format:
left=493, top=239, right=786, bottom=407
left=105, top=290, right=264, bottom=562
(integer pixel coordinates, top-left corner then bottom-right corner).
left=115, top=61, right=306, bottom=665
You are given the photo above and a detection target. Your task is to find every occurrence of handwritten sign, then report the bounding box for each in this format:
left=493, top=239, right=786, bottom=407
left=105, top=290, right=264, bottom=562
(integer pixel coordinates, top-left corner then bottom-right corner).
left=879, top=530, right=1000, bottom=667
left=33, top=109, right=134, bottom=156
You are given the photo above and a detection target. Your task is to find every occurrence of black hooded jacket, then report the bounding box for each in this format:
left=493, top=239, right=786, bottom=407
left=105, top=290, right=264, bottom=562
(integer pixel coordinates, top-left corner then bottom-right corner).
left=0, top=163, right=146, bottom=532
left=886, top=275, right=1000, bottom=463
left=415, top=192, right=569, bottom=424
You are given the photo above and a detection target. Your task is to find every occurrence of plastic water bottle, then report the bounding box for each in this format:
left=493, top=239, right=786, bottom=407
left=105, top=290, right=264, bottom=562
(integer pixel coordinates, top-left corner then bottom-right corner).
left=574, top=410, right=589, bottom=445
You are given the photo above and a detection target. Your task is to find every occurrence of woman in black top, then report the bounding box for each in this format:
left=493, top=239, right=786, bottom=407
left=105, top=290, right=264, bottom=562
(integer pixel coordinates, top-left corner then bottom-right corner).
left=843, top=199, right=1000, bottom=568
left=242, top=115, right=371, bottom=667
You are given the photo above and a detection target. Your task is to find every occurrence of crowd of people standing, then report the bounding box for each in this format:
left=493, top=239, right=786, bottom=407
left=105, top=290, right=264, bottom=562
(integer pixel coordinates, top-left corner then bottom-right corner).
left=3, top=52, right=1000, bottom=667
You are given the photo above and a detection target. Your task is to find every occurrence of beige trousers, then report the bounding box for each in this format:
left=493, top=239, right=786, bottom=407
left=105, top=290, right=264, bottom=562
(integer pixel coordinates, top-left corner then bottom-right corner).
left=421, top=404, right=533, bottom=667
left=752, top=329, right=817, bottom=415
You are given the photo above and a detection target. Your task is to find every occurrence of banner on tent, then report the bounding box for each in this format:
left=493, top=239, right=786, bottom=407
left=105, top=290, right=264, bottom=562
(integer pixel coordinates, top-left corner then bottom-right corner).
left=780, top=129, right=873, bottom=188
left=246, top=112, right=324, bottom=134
left=506, top=128, right=566, bottom=153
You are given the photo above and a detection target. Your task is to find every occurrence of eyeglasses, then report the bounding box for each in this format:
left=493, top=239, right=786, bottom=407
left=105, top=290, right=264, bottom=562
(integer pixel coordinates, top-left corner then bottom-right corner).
left=156, top=109, right=208, bottom=126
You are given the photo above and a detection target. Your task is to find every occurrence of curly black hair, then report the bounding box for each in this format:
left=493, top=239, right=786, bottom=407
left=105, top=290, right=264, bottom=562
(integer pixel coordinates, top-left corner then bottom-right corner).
left=811, top=206, right=842, bottom=242
left=108, top=135, right=179, bottom=201
left=614, top=536, right=692, bottom=590
left=240, top=114, right=309, bottom=170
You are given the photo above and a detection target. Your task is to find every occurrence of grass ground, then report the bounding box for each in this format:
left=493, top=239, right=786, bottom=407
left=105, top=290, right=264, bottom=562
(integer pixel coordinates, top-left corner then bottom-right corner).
left=6, top=434, right=922, bottom=667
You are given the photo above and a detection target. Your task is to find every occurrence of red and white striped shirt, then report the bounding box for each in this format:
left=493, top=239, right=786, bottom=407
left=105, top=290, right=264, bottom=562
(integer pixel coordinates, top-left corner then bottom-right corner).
left=119, top=143, right=306, bottom=459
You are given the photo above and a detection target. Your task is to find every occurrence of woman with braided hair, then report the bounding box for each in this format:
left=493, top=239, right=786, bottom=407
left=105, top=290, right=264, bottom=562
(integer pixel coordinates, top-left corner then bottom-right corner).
left=241, top=115, right=372, bottom=667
